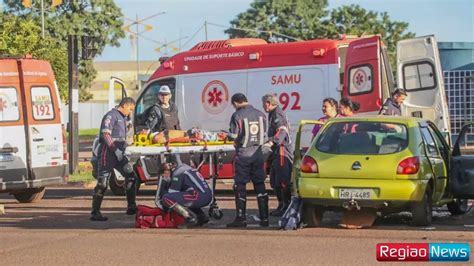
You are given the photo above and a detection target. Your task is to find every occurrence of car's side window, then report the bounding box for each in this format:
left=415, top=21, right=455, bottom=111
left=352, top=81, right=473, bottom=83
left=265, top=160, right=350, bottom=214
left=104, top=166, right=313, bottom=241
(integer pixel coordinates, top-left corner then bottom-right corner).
left=428, top=124, right=449, bottom=163
left=420, top=127, right=441, bottom=158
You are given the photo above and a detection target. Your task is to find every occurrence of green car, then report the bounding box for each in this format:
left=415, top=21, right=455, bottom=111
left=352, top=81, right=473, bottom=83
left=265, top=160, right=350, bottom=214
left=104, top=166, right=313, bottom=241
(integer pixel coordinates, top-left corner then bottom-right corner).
left=294, top=116, right=474, bottom=226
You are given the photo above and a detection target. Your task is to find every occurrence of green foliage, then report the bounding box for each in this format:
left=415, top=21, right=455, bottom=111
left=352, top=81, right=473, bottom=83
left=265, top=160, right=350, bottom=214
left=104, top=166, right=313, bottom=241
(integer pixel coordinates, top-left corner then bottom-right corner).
left=328, top=4, right=415, bottom=67
left=3, top=0, right=125, bottom=102
left=226, top=1, right=415, bottom=67
left=0, top=14, right=68, bottom=99
left=225, top=0, right=333, bottom=42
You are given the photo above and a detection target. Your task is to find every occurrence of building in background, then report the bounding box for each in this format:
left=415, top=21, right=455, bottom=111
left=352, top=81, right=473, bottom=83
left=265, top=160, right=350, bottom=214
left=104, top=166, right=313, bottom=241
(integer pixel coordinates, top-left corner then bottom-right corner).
left=91, top=60, right=160, bottom=101
left=439, top=42, right=474, bottom=139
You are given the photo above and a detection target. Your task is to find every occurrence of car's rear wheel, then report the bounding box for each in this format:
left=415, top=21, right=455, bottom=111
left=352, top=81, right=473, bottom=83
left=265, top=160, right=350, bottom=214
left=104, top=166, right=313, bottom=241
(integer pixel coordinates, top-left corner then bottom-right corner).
left=13, top=187, right=46, bottom=203
left=303, top=203, right=323, bottom=227
left=412, top=186, right=432, bottom=226
left=447, top=199, right=468, bottom=215
left=109, top=171, right=125, bottom=196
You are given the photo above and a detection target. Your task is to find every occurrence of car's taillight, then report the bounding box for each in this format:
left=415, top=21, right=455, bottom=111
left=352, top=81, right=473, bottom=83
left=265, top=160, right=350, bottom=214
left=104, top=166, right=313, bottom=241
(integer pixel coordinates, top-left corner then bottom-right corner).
left=300, top=155, right=318, bottom=173
left=397, top=156, right=420, bottom=175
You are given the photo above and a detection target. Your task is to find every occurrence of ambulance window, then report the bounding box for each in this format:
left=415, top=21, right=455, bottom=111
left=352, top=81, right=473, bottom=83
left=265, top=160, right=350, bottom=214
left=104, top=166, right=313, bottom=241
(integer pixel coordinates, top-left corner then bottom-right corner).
left=0, top=87, right=20, bottom=122
left=402, top=61, right=436, bottom=91
left=348, top=64, right=373, bottom=95
left=135, top=79, right=176, bottom=117
left=31, top=86, right=55, bottom=120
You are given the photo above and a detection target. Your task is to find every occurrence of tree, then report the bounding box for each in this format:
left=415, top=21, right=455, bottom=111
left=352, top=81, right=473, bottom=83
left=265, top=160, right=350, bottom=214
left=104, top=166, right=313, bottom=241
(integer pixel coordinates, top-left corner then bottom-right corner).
left=0, top=14, right=69, bottom=100
left=226, top=1, right=415, bottom=67
left=225, top=0, right=334, bottom=42
left=3, top=0, right=125, bottom=102
left=328, top=4, right=415, bottom=67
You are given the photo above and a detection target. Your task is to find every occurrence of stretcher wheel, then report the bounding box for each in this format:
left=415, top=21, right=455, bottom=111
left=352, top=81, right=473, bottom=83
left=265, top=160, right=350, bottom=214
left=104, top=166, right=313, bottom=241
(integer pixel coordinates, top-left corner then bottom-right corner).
left=209, top=207, right=223, bottom=220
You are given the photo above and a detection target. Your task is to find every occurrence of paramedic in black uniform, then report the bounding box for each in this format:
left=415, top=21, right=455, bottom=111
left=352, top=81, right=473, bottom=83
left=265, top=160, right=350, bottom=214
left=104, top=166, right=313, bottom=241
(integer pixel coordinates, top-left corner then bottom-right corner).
left=226, top=93, right=269, bottom=228
left=158, top=162, right=212, bottom=227
left=157, top=85, right=181, bottom=130
left=379, top=88, right=407, bottom=116
left=262, top=93, right=294, bottom=216
left=91, top=97, right=138, bottom=221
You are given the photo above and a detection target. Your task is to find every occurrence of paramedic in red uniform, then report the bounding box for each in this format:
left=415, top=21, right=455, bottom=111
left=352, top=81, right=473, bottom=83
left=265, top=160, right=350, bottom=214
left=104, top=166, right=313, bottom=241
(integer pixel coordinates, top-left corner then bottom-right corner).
left=158, top=162, right=212, bottom=228
left=227, top=93, right=269, bottom=228
left=91, top=97, right=137, bottom=221
left=262, top=93, right=293, bottom=217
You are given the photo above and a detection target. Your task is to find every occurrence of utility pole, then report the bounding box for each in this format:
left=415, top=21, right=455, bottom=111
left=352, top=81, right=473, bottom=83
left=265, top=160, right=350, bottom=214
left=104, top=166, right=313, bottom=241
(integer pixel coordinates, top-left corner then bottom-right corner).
left=204, top=20, right=208, bottom=41
left=123, top=12, right=165, bottom=91
left=136, top=14, right=140, bottom=91
left=67, top=35, right=79, bottom=174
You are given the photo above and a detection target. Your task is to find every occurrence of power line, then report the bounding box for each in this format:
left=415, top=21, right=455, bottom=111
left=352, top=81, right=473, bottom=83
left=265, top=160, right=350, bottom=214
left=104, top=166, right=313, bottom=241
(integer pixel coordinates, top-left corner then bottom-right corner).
left=181, top=23, right=205, bottom=49
left=206, top=21, right=301, bottom=41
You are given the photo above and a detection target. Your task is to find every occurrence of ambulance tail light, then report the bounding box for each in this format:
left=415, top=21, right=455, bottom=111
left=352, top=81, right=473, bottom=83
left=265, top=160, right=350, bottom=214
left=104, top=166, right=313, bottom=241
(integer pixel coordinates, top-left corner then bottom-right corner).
left=300, top=156, right=318, bottom=173
left=61, top=124, right=68, bottom=161
left=397, top=156, right=420, bottom=175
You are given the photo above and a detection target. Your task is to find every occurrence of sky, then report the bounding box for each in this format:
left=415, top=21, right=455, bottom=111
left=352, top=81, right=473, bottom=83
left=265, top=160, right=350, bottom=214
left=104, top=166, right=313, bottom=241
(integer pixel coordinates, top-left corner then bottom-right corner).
left=97, top=0, right=474, bottom=61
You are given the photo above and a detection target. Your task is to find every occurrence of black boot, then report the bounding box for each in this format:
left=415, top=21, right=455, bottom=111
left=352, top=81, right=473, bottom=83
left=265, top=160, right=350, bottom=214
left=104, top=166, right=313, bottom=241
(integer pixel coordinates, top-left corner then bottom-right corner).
left=192, top=208, right=209, bottom=226
left=270, top=187, right=283, bottom=216
left=271, top=187, right=291, bottom=217
left=90, top=194, right=108, bottom=221
left=257, top=193, right=269, bottom=227
left=171, top=203, right=198, bottom=228
left=226, top=197, right=247, bottom=228
left=125, top=181, right=137, bottom=215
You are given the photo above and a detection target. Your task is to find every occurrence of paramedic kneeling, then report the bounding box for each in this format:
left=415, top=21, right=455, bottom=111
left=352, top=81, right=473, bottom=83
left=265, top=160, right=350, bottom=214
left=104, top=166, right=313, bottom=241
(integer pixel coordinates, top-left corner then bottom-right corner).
left=91, top=97, right=138, bottom=221
left=227, top=93, right=269, bottom=228
left=159, top=163, right=212, bottom=227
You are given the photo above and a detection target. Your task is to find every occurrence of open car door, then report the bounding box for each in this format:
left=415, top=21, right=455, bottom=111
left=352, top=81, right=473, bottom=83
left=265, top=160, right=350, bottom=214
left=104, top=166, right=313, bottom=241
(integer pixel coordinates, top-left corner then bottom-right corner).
left=397, top=35, right=451, bottom=138
left=450, top=122, right=474, bottom=198
left=343, top=36, right=384, bottom=113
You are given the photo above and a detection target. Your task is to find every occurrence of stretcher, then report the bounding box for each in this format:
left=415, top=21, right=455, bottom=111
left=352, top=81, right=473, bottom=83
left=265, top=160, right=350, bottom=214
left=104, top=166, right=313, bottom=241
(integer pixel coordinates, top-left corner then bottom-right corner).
left=125, top=134, right=235, bottom=220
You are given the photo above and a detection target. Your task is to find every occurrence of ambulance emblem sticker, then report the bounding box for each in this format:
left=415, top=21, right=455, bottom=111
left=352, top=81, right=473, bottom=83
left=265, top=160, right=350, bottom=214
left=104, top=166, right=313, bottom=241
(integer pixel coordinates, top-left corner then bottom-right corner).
left=201, top=80, right=229, bottom=114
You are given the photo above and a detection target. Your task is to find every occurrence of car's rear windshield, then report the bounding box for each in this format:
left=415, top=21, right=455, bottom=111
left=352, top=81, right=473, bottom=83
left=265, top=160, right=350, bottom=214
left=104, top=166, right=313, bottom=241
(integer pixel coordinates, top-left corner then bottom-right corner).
left=316, top=122, right=408, bottom=155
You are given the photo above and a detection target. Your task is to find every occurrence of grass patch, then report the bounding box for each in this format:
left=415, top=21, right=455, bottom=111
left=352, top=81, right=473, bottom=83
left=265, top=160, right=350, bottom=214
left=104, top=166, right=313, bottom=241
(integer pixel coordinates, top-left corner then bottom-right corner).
left=68, top=161, right=95, bottom=182
left=79, top=128, right=99, bottom=142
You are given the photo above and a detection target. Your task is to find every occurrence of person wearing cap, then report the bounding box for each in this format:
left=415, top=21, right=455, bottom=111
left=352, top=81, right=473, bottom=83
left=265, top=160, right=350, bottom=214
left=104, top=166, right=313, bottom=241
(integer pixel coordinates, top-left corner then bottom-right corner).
left=379, top=88, right=407, bottom=116
left=226, top=93, right=269, bottom=228
left=157, top=85, right=181, bottom=131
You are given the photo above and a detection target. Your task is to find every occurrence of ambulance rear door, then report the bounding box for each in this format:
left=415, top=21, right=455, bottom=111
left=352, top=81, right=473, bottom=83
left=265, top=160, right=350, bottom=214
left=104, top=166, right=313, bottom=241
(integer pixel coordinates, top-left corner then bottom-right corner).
left=0, top=59, right=28, bottom=190
left=21, top=60, right=65, bottom=179
left=343, top=36, right=384, bottom=113
left=397, top=35, right=450, bottom=134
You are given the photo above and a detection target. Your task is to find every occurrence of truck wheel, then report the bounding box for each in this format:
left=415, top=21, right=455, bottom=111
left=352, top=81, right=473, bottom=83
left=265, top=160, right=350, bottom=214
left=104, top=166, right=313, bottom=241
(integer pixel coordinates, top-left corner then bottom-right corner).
left=447, top=199, right=468, bottom=215
left=13, top=187, right=46, bottom=203
left=412, top=186, right=432, bottom=226
left=109, top=172, right=125, bottom=196
left=303, top=203, right=323, bottom=227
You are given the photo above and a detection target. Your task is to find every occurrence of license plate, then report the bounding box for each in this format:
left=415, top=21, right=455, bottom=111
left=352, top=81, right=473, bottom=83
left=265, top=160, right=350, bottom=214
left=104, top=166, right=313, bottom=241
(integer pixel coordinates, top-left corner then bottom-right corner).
left=339, top=189, right=372, bottom=199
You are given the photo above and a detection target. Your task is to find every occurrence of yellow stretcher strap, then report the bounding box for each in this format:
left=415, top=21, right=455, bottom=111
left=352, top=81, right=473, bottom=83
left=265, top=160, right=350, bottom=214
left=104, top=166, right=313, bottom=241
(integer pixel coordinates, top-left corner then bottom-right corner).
left=133, top=134, right=228, bottom=147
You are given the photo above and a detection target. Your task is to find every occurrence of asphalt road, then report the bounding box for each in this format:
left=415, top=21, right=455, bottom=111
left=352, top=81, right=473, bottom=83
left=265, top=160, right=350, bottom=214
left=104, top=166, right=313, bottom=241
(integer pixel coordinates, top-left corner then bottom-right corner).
left=1, top=184, right=473, bottom=265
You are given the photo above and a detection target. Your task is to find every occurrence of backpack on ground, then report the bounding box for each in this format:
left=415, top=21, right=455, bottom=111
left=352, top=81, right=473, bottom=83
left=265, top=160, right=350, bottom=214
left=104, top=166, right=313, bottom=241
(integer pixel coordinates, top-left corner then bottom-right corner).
left=135, top=205, right=185, bottom=229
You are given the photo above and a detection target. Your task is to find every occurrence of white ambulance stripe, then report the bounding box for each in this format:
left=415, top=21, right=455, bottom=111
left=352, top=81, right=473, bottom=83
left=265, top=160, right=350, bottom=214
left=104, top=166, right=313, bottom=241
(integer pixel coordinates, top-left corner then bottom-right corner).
left=185, top=171, right=205, bottom=193
left=242, top=118, right=249, bottom=148
left=259, top=116, right=264, bottom=145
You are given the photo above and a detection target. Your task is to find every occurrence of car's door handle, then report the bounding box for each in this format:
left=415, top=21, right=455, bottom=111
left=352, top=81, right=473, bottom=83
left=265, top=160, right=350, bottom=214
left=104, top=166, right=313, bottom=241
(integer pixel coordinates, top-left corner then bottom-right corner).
left=0, top=147, right=19, bottom=153
left=32, top=138, right=44, bottom=142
